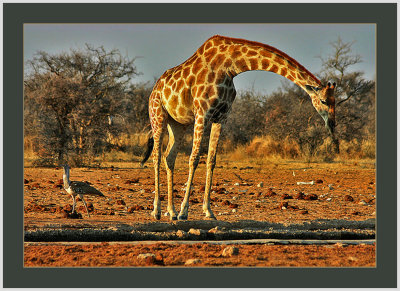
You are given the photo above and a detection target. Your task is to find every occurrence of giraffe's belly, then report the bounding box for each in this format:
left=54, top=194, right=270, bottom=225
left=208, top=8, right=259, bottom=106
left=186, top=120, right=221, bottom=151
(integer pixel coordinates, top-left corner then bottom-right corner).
left=166, top=107, right=195, bottom=124
left=162, top=93, right=195, bottom=125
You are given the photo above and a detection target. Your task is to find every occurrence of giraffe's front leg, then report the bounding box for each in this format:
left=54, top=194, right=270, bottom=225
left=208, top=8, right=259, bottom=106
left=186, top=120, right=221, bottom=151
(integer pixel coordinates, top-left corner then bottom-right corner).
left=178, top=121, right=204, bottom=220
left=203, top=123, right=221, bottom=220
left=164, top=166, right=178, bottom=220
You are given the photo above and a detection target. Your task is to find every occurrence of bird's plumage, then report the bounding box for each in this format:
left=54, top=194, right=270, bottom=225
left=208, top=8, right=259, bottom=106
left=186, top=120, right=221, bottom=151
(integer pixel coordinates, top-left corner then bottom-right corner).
left=68, top=181, right=104, bottom=196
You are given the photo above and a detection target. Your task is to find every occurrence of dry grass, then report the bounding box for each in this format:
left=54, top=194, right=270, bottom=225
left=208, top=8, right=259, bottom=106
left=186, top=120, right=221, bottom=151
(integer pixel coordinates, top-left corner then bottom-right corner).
left=227, top=136, right=300, bottom=162
left=24, top=133, right=376, bottom=167
left=24, top=136, right=42, bottom=167
left=338, top=138, right=376, bottom=160
left=226, top=135, right=375, bottom=163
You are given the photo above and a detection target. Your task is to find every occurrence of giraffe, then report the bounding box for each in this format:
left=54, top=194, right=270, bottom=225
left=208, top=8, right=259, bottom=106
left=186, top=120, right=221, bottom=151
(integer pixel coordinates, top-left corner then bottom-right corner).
left=141, top=35, right=336, bottom=221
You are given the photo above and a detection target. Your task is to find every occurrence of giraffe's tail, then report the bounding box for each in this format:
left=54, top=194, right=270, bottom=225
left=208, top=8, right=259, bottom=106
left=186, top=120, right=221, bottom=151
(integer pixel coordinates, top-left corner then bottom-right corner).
left=140, top=132, right=154, bottom=168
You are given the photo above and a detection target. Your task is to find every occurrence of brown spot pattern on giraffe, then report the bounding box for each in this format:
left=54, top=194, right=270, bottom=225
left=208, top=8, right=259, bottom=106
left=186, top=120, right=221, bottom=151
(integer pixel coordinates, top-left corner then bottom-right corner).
left=204, top=48, right=218, bottom=62
left=204, top=42, right=212, bottom=51
left=231, top=48, right=242, bottom=59
left=204, top=86, right=215, bottom=99
left=249, top=58, right=258, bottom=70
left=219, top=45, right=228, bottom=53
left=210, top=54, right=225, bottom=70
left=235, top=58, right=248, bottom=71
left=224, top=59, right=232, bottom=69
left=274, top=55, right=286, bottom=66
left=260, top=50, right=273, bottom=58
left=198, top=85, right=205, bottom=95
left=207, top=72, right=216, bottom=83
left=182, top=66, right=191, bottom=78
left=163, top=87, right=171, bottom=99
left=197, top=69, right=207, bottom=84
left=192, top=59, right=203, bottom=74
left=182, top=88, right=192, bottom=106
left=247, top=50, right=258, bottom=57
left=261, top=59, right=270, bottom=69
left=169, top=95, right=178, bottom=109
left=187, top=75, right=195, bottom=86
left=270, top=65, right=279, bottom=73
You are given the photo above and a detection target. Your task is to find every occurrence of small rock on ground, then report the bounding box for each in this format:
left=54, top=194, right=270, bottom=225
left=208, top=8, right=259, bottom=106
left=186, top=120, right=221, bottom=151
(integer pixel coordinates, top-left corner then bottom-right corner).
left=208, top=226, right=222, bottom=233
left=185, top=258, right=201, bottom=265
left=176, top=230, right=187, bottom=238
left=137, top=253, right=156, bottom=264
left=222, top=246, right=239, bottom=257
left=137, top=253, right=156, bottom=260
left=137, top=253, right=163, bottom=265
left=188, top=228, right=206, bottom=236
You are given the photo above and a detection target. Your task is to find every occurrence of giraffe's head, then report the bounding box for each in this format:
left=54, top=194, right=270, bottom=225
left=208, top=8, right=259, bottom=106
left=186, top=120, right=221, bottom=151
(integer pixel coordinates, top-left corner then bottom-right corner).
left=305, top=82, right=336, bottom=136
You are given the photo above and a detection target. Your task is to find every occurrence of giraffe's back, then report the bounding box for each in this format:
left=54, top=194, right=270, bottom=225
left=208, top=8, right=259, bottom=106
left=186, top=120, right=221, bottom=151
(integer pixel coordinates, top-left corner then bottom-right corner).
left=156, top=37, right=236, bottom=125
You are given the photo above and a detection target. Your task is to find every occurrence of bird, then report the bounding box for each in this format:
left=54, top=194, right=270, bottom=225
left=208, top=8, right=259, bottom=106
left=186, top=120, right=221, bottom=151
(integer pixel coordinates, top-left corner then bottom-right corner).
left=62, top=164, right=105, bottom=217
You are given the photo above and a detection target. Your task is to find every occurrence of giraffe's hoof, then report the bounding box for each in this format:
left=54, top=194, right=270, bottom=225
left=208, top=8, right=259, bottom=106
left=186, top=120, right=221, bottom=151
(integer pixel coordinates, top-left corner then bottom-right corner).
left=151, top=211, right=161, bottom=220
left=164, top=211, right=178, bottom=220
left=177, top=214, right=188, bottom=220
left=203, top=209, right=216, bottom=220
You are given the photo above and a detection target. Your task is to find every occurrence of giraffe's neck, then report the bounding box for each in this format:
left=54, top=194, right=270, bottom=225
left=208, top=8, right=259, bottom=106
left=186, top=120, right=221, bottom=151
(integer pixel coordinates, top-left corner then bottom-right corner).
left=205, top=35, right=321, bottom=92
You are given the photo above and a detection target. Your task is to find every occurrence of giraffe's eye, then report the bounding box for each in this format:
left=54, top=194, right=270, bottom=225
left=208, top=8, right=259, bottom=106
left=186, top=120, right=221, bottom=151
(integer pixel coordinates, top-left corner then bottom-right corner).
left=320, top=99, right=327, bottom=105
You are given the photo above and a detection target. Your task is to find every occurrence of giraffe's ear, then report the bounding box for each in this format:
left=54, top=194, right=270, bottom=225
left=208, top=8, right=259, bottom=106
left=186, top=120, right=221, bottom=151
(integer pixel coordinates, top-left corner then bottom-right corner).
left=305, top=85, right=322, bottom=94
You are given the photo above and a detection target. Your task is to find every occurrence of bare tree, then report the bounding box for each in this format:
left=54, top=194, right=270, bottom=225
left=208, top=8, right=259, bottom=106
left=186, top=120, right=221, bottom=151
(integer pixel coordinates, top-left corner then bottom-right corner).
left=318, top=37, right=375, bottom=142
left=24, top=45, right=139, bottom=166
left=223, top=90, right=266, bottom=145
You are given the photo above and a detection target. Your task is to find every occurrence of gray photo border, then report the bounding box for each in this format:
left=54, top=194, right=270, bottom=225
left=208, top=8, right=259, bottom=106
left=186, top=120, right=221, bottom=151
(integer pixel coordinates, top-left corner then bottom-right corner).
left=4, top=3, right=396, bottom=288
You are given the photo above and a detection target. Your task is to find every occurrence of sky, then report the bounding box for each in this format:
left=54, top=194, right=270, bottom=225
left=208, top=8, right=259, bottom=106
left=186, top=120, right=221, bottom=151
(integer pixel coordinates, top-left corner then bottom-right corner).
left=24, top=23, right=375, bottom=95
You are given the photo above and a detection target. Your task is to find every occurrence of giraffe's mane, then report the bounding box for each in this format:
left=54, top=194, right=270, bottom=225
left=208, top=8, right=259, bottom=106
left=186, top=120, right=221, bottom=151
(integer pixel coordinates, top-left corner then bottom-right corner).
left=208, top=35, right=321, bottom=85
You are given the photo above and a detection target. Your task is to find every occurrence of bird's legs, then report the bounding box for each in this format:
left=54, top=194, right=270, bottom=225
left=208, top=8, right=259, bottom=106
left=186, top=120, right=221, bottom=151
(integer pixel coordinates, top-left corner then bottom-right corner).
left=71, top=194, right=77, bottom=213
left=79, top=194, right=90, bottom=218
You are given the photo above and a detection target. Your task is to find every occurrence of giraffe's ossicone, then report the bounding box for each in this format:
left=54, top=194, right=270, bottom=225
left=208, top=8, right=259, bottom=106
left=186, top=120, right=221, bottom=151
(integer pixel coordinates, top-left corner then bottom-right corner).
left=141, top=35, right=337, bottom=221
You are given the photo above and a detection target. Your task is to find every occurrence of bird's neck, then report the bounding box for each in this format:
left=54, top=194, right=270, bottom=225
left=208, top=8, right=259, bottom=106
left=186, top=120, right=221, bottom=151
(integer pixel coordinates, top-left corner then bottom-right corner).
left=63, top=170, right=71, bottom=189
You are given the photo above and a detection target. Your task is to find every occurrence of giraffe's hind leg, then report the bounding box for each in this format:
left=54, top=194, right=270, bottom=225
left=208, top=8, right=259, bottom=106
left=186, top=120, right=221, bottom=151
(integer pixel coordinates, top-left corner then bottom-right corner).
left=163, top=119, right=187, bottom=220
left=149, top=93, right=167, bottom=220
left=203, top=122, right=222, bottom=220
left=151, top=130, right=165, bottom=220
